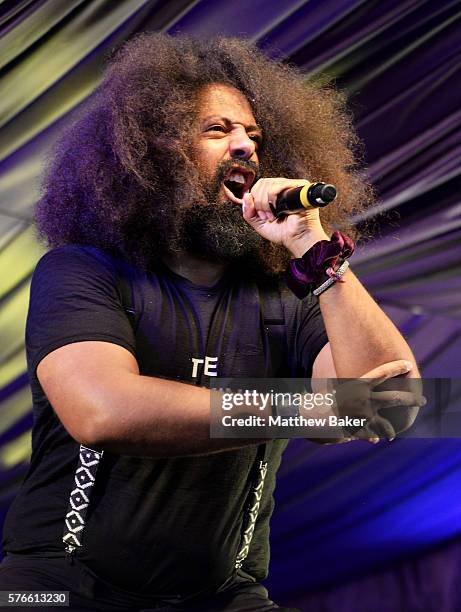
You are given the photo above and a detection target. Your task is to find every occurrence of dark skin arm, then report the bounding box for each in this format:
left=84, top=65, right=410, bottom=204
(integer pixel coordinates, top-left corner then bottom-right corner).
left=37, top=341, right=265, bottom=457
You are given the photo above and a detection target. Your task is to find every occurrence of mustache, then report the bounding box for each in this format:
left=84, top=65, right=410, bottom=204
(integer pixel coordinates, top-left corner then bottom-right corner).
left=214, top=158, right=259, bottom=185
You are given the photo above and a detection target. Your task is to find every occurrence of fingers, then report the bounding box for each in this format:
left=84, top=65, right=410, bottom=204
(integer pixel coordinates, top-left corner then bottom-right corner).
left=307, top=437, right=354, bottom=445
left=249, top=178, right=309, bottom=219
left=370, top=390, right=427, bottom=409
left=358, top=415, right=396, bottom=440
left=361, top=360, right=413, bottom=387
left=242, top=193, right=257, bottom=221
left=243, top=192, right=274, bottom=222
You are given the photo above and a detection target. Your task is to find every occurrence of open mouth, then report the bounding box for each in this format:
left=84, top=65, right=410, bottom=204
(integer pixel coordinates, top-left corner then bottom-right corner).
left=222, top=166, right=255, bottom=204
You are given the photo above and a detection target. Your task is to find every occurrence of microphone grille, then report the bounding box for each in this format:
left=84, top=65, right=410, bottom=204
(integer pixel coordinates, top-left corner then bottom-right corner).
left=320, top=184, right=337, bottom=202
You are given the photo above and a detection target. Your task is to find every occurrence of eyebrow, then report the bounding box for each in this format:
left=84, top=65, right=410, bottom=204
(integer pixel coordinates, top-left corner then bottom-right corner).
left=202, top=115, right=262, bottom=133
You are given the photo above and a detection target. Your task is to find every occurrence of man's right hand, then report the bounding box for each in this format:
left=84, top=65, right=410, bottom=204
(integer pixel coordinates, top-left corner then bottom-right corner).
left=307, top=360, right=424, bottom=444
left=333, top=359, right=425, bottom=440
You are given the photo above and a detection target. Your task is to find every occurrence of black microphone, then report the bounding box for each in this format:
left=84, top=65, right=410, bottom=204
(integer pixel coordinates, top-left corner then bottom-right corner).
left=272, top=182, right=337, bottom=219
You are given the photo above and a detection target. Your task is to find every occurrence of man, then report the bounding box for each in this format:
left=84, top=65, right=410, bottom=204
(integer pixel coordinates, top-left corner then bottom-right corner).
left=0, top=34, right=422, bottom=611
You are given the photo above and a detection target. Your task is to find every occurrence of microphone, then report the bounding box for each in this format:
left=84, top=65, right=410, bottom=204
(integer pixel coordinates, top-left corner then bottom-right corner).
left=272, top=182, right=337, bottom=219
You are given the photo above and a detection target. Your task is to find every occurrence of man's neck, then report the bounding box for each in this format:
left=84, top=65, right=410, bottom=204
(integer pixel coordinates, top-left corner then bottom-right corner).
left=162, top=252, right=228, bottom=287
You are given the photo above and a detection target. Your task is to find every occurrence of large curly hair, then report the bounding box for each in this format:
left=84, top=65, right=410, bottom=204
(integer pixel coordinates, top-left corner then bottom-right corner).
left=36, top=33, right=372, bottom=274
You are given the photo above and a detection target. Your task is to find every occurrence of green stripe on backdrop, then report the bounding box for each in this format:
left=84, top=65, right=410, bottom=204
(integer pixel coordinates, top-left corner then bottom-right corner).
left=0, top=387, right=32, bottom=442
left=0, top=0, right=151, bottom=128
left=0, top=1, right=88, bottom=70
left=0, top=284, right=31, bottom=363
left=0, top=225, right=44, bottom=296
left=0, top=349, right=27, bottom=389
left=0, top=430, right=32, bottom=469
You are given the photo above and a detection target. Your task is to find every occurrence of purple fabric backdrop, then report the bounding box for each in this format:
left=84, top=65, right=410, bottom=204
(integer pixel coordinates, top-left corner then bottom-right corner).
left=1, top=1, right=460, bottom=610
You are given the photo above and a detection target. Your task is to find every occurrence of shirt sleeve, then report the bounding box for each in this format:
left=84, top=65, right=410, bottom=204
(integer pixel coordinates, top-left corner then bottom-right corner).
left=26, top=245, right=137, bottom=376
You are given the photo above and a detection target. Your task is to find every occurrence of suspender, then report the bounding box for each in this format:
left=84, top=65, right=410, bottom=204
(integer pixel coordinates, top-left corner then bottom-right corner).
left=62, top=260, right=135, bottom=555
left=63, top=446, right=104, bottom=553
left=258, top=283, right=288, bottom=378
left=115, top=258, right=137, bottom=324
left=63, top=268, right=288, bottom=569
left=234, top=283, right=288, bottom=569
left=234, top=443, right=269, bottom=569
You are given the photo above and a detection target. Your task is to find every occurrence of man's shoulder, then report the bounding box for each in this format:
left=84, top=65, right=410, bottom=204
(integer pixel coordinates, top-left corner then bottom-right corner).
left=37, top=244, right=116, bottom=268
left=30, top=245, right=139, bottom=298
left=34, top=245, right=144, bottom=287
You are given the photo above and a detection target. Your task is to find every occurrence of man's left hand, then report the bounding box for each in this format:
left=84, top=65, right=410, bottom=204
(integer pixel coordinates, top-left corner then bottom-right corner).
left=242, top=177, right=330, bottom=256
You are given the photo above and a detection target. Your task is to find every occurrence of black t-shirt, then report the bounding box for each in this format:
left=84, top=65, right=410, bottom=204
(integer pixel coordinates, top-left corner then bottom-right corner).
left=2, top=245, right=327, bottom=598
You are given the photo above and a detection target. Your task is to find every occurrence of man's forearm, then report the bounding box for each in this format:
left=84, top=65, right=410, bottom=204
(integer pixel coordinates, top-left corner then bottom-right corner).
left=89, top=374, right=262, bottom=457
left=318, top=269, right=419, bottom=377
left=286, top=226, right=419, bottom=379
left=242, top=179, right=419, bottom=378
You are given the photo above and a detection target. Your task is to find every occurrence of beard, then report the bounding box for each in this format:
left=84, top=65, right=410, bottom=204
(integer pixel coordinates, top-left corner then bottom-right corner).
left=176, top=159, right=265, bottom=264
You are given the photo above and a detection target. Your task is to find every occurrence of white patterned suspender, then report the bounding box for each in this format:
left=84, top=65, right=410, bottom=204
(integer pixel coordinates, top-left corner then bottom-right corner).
left=234, top=283, right=288, bottom=570
left=62, top=259, right=133, bottom=555
left=62, top=446, right=104, bottom=553
left=234, top=444, right=270, bottom=569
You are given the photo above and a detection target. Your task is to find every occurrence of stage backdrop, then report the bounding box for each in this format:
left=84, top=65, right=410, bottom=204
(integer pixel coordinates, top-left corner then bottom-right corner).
left=1, top=1, right=460, bottom=610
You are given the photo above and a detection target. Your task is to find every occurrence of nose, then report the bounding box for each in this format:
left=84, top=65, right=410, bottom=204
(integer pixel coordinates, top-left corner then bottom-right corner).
left=229, top=127, right=255, bottom=160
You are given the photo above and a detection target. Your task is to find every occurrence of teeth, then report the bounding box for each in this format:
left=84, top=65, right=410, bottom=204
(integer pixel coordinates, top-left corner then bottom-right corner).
left=227, top=172, right=245, bottom=184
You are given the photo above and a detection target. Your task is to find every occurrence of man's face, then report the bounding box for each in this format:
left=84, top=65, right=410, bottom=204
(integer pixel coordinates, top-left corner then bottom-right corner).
left=193, top=83, right=262, bottom=205
left=175, top=83, right=265, bottom=264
